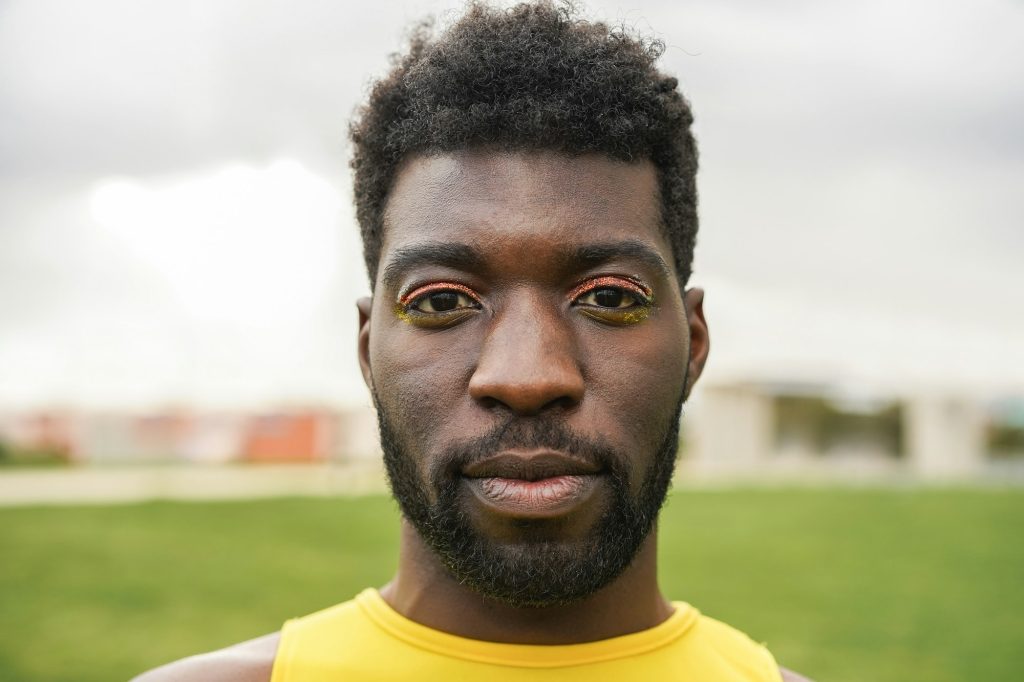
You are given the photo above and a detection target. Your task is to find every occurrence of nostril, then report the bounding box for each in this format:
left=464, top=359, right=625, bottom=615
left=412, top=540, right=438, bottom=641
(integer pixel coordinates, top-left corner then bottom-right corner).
left=542, top=395, right=581, bottom=413
left=471, top=383, right=583, bottom=417
left=476, top=395, right=503, bottom=411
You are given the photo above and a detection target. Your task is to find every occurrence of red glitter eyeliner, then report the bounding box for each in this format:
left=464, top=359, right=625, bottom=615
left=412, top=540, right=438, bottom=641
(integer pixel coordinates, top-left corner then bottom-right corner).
left=399, top=281, right=479, bottom=307
left=568, top=276, right=651, bottom=304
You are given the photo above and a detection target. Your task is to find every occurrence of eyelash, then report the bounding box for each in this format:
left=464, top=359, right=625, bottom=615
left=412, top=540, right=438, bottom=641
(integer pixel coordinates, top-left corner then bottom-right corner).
left=395, top=281, right=482, bottom=326
left=398, top=282, right=480, bottom=308
left=567, top=276, right=652, bottom=307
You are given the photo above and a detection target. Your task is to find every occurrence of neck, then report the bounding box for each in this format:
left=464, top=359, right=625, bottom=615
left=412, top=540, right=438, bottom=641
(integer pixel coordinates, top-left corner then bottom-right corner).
left=378, top=520, right=673, bottom=645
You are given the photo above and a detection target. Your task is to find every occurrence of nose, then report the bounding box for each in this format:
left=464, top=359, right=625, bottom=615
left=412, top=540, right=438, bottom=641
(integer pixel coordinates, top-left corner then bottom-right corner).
left=468, top=295, right=585, bottom=415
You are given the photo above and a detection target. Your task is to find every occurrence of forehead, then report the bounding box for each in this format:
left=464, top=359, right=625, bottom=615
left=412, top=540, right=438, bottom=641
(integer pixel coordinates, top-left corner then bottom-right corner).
left=379, top=151, right=668, bottom=279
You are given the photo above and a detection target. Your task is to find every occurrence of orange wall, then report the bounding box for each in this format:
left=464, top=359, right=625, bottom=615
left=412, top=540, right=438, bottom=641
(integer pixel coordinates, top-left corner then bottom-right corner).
left=242, top=414, right=322, bottom=462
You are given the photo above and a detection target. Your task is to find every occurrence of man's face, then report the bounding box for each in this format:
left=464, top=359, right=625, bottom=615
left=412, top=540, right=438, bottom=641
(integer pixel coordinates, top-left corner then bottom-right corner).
left=359, top=151, right=706, bottom=606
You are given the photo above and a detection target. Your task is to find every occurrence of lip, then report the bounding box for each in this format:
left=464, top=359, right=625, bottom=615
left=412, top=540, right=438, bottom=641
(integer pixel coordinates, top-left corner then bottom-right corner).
left=462, top=450, right=602, bottom=480
left=462, top=450, right=604, bottom=518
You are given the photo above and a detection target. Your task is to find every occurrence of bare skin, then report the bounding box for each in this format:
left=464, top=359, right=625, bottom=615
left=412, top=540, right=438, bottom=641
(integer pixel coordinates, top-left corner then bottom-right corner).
left=364, top=152, right=695, bottom=645
left=133, top=152, right=812, bottom=682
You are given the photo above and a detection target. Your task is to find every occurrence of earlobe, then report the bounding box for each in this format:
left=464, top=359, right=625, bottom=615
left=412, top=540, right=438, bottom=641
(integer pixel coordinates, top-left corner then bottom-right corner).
left=682, top=288, right=710, bottom=400
left=357, top=296, right=374, bottom=392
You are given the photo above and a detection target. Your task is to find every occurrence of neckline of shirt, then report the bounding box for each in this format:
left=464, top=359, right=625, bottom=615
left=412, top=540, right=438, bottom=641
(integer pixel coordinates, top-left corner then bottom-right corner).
left=355, top=588, right=699, bottom=668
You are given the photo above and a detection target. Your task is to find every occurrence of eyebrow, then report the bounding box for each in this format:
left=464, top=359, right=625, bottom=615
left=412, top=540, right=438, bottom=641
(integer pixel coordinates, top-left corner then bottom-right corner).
left=380, top=242, right=486, bottom=291
left=379, top=238, right=673, bottom=290
left=571, top=240, right=673, bottom=280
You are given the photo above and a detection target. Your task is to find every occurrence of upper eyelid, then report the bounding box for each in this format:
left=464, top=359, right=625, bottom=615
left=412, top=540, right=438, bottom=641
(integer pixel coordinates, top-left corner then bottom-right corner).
left=399, top=281, right=480, bottom=306
left=568, top=275, right=652, bottom=303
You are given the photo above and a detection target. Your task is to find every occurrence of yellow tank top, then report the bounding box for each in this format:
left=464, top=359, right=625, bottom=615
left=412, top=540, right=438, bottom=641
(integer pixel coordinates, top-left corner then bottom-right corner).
left=270, top=589, right=782, bottom=681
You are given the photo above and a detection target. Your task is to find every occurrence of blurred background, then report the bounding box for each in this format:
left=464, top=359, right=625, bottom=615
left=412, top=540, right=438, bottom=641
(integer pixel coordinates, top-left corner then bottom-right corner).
left=1, top=0, right=1022, bottom=680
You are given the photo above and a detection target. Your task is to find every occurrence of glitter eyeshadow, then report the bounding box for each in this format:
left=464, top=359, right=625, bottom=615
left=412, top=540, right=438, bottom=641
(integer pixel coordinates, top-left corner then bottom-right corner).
left=396, top=282, right=480, bottom=323
left=567, top=276, right=653, bottom=305
left=398, top=281, right=479, bottom=307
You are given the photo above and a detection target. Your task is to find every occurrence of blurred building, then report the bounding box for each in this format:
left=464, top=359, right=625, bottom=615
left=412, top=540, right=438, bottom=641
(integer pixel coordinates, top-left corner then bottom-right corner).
left=1, top=390, right=1022, bottom=481
left=0, top=411, right=77, bottom=463
left=0, top=406, right=381, bottom=466
left=685, top=382, right=1024, bottom=481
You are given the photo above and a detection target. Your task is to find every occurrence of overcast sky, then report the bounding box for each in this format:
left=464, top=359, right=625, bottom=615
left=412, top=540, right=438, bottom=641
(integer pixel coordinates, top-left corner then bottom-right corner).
left=1, top=0, right=1022, bottom=410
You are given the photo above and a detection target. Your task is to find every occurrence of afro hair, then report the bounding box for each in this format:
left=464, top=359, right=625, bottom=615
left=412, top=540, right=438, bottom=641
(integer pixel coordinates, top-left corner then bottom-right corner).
left=350, top=0, right=698, bottom=286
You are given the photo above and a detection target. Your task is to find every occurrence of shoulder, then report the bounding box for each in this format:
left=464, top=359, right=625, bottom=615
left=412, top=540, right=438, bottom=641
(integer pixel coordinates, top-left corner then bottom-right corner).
left=689, top=611, right=814, bottom=682
left=131, top=632, right=280, bottom=682
left=780, top=666, right=815, bottom=682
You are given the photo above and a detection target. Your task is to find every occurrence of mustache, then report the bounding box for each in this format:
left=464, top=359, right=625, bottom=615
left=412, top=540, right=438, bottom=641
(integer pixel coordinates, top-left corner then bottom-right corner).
left=431, top=418, right=626, bottom=483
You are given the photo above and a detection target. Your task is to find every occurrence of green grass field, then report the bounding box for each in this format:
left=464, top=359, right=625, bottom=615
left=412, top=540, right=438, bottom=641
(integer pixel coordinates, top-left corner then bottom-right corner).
left=2, top=488, right=1022, bottom=681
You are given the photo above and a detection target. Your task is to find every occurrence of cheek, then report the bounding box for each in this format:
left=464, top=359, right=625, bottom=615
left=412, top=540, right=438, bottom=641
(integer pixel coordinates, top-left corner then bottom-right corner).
left=369, top=318, right=479, bottom=448
left=580, top=317, right=689, bottom=454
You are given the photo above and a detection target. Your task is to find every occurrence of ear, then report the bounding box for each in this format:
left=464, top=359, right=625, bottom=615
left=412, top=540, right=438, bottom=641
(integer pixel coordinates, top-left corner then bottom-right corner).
left=357, top=296, right=374, bottom=392
left=682, top=287, right=710, bottom=401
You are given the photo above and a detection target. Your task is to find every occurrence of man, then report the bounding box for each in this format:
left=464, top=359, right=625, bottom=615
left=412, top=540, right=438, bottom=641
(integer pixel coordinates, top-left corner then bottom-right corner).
left=137, top=2, right=811, bottom=680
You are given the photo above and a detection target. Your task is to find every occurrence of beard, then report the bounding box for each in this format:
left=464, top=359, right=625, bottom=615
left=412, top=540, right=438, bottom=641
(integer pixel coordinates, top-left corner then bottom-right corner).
left=375, top=398, right=684, bottom=608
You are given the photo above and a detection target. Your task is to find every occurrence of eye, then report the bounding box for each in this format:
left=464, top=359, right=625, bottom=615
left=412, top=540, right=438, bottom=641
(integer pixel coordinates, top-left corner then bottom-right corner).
left=575, top=287, right=640, bottom=309
left=397, top=282, right=481, bottom=326
left=410, top=289, right=478, bottom=313
left=570, top=276, right=652, bottom=325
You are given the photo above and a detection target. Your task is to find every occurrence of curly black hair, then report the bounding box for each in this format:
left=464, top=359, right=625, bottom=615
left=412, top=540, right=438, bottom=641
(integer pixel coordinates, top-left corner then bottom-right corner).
left=350, top=0, right=698, bottom=287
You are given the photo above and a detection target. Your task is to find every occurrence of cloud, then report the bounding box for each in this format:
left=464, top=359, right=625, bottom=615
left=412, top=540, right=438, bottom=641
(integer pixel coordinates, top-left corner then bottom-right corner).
left=0, top=0, right=1021, bottom=408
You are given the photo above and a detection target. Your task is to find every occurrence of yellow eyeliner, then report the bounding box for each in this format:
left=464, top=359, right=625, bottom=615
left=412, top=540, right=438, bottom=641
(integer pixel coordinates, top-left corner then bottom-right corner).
left=394, top=302, right=414, bottom=323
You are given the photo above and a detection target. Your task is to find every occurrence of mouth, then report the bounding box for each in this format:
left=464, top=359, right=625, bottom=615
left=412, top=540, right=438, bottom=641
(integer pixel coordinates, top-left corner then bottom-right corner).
left=461, top=450, right=605, bottom=518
